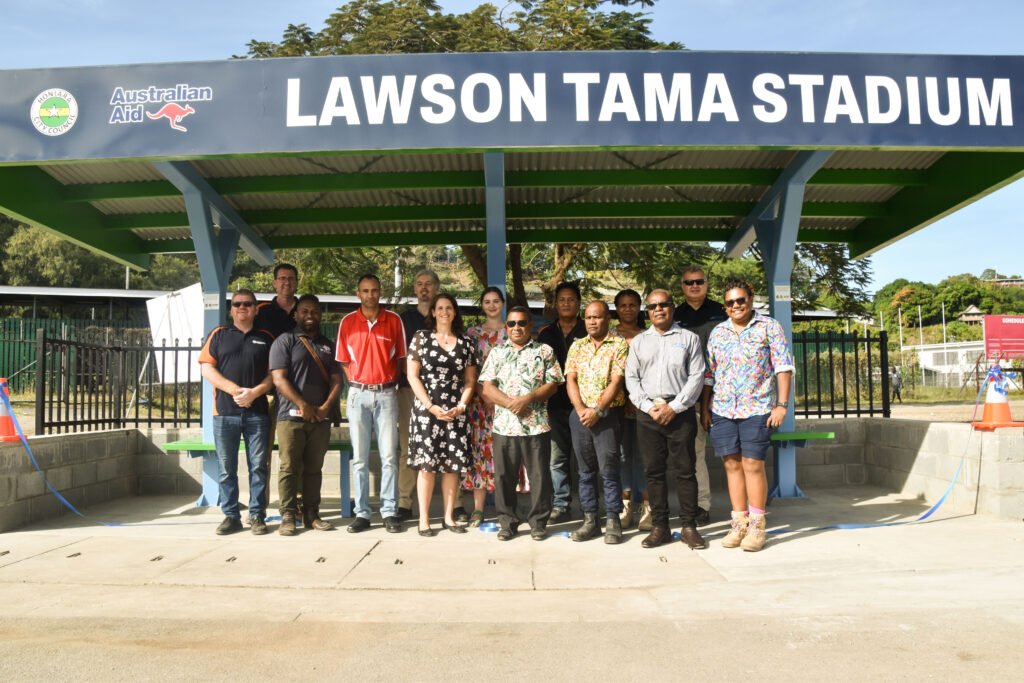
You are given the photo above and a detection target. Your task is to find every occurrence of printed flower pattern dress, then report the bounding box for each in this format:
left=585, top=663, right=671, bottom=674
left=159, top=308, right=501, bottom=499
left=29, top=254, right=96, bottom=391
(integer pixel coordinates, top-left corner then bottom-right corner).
left=462, top=325, right=505, bottom=492
left=407, top=330, right=479, bottom=473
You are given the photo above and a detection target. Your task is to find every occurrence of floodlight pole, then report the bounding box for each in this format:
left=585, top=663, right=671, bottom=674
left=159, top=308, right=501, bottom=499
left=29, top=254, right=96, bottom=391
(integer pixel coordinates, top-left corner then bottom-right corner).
left=748, top=150, right=832, bottom=498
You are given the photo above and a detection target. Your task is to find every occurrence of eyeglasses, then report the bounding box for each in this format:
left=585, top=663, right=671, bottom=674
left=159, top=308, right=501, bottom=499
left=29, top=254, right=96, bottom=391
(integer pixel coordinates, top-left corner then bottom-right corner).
left=724, top=297, right=748, bottom=308
left=683, top=279, right=706, bottom=286
left=645, top=302, right=672, bottom=311
left=506, top=319, right=530, bottom=328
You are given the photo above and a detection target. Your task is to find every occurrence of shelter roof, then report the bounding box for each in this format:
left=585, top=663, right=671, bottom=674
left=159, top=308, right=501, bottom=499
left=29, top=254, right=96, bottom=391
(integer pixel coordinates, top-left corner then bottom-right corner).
left=2, top=50, right=1023, bottom=271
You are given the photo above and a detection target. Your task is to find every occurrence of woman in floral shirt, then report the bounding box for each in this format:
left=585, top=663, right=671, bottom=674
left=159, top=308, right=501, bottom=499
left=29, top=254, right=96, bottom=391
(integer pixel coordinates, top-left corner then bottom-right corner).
left=462, top=286, right=507, bottom=526
left=702, top=280, right=794, bottom=552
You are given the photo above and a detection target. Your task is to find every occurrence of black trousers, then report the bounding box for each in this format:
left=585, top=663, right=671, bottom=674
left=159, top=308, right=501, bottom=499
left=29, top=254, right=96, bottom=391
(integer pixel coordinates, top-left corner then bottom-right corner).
left=493, top=432, right=552, bottom=531
left=636, top=409, right=698, bottom=528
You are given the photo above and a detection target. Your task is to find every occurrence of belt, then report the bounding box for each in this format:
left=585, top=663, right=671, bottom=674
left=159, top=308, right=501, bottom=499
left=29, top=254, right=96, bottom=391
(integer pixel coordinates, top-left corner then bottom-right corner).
left=349, top=381, right=397, bottom=392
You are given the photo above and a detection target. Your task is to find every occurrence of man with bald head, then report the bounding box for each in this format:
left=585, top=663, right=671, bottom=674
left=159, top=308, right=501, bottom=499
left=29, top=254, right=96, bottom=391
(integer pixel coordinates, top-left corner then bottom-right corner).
left=625, top=289, right=707, bottom=550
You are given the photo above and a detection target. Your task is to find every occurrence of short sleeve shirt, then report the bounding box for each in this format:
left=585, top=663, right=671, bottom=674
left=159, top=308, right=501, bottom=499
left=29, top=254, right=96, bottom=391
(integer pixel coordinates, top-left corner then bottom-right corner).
left=673, top=298, right=728, bottom=351
left=478, top=340, right=564, bottom=437
left=254, top=299, right=297, bottom=339
left=537, top=319, right=588, bottom=413
left=198, top=325, right=273, bottom=417
left=335, top=308, right=407, bottom=385
left=705, top=312, right=795, bottom=419
left=269, top=330, right=342, bottom=422
left=564, top=335, right=628, bottom=408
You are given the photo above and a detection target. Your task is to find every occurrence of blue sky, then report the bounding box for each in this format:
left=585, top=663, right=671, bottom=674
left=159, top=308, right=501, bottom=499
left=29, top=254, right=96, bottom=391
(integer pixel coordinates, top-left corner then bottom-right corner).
left=3, top=0, right=1022, bottom=291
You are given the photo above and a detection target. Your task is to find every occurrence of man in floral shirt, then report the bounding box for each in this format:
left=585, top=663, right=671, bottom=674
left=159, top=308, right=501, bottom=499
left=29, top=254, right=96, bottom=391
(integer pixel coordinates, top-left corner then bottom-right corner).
left=565, top=301, right=629, bottom=544
left=480, top=306, right=564, bottom=541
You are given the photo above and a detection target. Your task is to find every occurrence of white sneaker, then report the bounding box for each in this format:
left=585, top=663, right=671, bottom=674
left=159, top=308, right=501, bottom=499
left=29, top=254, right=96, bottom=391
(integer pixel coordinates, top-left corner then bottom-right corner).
left=619, top=499, right=634, bottom=529
left=637, top=501, right=653, bottom=532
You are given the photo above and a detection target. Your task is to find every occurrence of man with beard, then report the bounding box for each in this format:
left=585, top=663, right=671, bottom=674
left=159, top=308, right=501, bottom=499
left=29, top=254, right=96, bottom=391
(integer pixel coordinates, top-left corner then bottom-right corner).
left=270, top=294, right=343, bottom=536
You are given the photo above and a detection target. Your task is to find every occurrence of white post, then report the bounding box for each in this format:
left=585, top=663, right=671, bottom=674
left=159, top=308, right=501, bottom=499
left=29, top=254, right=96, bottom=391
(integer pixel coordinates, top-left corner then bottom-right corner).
left=897, top=305, right=904, bottom=367
left=918, top=305, right=924, bottom=346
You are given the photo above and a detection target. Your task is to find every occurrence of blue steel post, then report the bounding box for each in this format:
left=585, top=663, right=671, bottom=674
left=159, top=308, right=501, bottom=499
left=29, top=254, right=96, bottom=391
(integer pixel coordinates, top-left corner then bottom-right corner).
left=745, top=150, right=831, bottom=498
left=483, top=152, right=507, bottom=298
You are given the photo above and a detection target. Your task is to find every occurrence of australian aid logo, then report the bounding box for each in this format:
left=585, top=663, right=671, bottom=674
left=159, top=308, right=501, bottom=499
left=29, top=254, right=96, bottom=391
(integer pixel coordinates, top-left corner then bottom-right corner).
left=109, top=84, right=213, bottom=132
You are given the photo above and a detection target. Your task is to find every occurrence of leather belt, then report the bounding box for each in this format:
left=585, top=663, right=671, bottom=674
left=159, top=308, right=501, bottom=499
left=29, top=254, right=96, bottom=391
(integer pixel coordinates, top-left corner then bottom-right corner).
left=349, top=381, right=397, bottom=392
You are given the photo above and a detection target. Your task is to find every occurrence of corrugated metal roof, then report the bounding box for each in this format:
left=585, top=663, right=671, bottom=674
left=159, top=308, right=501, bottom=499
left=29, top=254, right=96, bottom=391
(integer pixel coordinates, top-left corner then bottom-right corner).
left=824, top=150, right=944, bottom=169
left=42, top=160, right=163, bottom=184
left=505, top=149, right=794, bottom=171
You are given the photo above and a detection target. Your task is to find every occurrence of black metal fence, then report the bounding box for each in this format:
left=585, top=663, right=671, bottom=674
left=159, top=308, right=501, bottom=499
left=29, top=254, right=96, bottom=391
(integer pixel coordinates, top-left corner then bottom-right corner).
left=33, top=329, right=202, bottom=434
left=792, top=330, right=890, bottom=418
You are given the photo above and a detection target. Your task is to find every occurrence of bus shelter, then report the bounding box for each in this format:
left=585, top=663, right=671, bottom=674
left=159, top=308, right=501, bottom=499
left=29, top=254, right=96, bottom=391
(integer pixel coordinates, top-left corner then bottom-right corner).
left=2, top=50, right=1023, bottom=497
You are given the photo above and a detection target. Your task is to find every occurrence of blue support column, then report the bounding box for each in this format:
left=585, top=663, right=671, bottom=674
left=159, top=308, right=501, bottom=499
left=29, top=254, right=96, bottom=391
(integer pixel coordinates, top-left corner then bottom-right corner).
left=729, top=150, right=832, bottom=498
left=483, top=152, right=507, bottom=297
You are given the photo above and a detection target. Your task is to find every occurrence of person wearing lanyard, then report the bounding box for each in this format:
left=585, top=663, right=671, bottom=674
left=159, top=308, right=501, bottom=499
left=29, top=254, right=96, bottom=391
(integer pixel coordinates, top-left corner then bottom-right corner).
left=336, top=274, right=407, bottom=534
left=198, top=289, right=275, bottom=536
left=625, top=289, right=707, bottom=550
left=702, top=280, right=794, bottom=552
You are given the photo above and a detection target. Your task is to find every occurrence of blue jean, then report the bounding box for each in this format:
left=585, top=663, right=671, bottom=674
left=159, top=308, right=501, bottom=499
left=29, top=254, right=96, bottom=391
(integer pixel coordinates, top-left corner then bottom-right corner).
left=619, top=417, right=646, bottom=496
left=213, top=411, right=270, bottom=520
left=549, top=408, right=574, bottom=509
left=569, top=408, right=624, bottom=515
left=348, top=386, right=399, bottom=520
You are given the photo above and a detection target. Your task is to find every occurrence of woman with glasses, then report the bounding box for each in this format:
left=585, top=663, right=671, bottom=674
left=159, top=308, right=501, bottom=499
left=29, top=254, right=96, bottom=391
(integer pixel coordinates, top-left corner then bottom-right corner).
left=462, top=286, right=507, bottom=526
left=701, top=280, right=794, bottom=552
left=611, top=289, right=651, bottom=531
left=406, top=293, right=480, bottom=536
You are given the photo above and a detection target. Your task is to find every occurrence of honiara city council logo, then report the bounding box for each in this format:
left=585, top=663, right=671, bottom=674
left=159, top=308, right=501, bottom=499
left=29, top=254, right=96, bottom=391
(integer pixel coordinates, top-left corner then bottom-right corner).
left=30, top=88, right=79, bottom=136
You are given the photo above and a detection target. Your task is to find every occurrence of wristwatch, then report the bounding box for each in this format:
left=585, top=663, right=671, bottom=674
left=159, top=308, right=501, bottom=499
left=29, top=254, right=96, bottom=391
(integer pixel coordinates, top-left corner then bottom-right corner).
left=595, top=407, right=607, bottom=418
left=775, top=401, right=789, bottom=408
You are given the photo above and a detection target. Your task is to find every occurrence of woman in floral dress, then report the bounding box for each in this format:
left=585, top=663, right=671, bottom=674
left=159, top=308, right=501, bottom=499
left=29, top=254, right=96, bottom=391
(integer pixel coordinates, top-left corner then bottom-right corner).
left=407, top=293, right=479, bottom=535
left=462, top=286, right=508, bottom=526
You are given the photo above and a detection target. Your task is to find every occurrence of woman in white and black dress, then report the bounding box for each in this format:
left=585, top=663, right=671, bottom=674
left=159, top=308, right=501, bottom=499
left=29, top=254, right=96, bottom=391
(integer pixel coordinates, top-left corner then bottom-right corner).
left=406, top=293, right=480, bottom=535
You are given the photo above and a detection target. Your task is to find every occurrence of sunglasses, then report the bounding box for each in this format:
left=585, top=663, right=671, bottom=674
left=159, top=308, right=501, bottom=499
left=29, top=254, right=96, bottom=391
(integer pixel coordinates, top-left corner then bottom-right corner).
left=506, top=319, right=530, bottom=328
left=231, top=301, right=256, bottom=308
left=683, top=279, right=706, bottom=286
left=724, top=297, right=748, bottom=308
left=645, top=302, right=672, bottom=311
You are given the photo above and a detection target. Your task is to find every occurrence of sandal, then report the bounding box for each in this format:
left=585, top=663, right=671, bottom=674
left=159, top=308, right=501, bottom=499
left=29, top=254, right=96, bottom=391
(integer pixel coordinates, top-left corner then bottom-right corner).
left=469, top=510, right=485, bottom=527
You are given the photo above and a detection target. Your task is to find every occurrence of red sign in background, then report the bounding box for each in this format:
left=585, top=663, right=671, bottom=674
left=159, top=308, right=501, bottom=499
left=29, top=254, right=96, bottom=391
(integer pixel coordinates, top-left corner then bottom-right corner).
left=984, top=315, right=1024, bottom=359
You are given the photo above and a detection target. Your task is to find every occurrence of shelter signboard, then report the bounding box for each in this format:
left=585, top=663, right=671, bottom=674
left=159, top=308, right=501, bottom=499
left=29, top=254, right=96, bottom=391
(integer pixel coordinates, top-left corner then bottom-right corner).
left=984, top=314, right=1024, bottom=360
left=1, top=51, right=1023, bottom=162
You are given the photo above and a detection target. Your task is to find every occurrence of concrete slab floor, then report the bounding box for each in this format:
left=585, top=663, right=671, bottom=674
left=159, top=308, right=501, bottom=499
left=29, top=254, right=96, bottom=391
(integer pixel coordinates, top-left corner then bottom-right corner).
left=0, top=486, right=1022, bottom=681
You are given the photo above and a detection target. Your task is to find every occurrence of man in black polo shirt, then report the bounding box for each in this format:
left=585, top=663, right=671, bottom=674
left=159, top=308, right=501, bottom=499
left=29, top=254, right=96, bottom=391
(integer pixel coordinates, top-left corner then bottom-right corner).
left=537, top=281, right=587, bottom=523
left=396, top=268, right=440, bottom=521
left=673, top=265, right=727, bottom=527
left=199, top=289, right=275, bottom=536
left=254, top=263, right=299, bottom=337
left=270, top=294, right=343, bottom=536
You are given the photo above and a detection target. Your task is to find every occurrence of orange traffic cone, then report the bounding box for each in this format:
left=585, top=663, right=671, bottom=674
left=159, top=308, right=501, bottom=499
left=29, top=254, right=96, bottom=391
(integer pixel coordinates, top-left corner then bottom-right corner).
left=0, top=378, right=18, bottom=442
left=972, top=366, right=1024, bottom=431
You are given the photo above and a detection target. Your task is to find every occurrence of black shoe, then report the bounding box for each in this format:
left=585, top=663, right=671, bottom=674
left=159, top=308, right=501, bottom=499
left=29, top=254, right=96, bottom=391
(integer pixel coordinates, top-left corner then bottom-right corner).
left=531, top=525, right=547, bottom=541
left=497, top=525, right=519, bottom=542
left=347, top=517, right=371, bottom=533
left=549, top=507, right=568, bottom=524
left=417, top=526, right=436, bottom=537
left=696, top=507, right=711, bottom=527
left=216, top=517, right=243, bottom=535
left=570, top=513, right=600, bottom=542
left=442, top=520, right=468, bottom=534
left=396, top=507, right=412, bottom=522
left=452, top=507, right=470, bottom=523
left=384, top=516, right=403, bottom=533
left=248, top=516, right=269, bottom=536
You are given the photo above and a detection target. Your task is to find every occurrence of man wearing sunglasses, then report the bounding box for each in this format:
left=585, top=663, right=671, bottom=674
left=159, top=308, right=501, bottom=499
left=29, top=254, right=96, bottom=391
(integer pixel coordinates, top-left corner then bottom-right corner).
left=480, top=306, right=564, bottom=541
left=199, top=289, right=275, bottom=536
left=673, top=266, right=727, bottom=527
left=625, top=289, right=707, bottom=550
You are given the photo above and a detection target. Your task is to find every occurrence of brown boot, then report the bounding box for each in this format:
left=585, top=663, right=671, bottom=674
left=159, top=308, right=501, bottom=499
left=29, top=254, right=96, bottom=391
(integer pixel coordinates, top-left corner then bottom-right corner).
left=720, top=511, right=749, bottom=549
left=619, top=493, right=635, bottom=529
left=278, top=511, right=297, bottom=537
left=740, top=513, right=767, bottom=552
left=303, top=508, right=334, bottom=531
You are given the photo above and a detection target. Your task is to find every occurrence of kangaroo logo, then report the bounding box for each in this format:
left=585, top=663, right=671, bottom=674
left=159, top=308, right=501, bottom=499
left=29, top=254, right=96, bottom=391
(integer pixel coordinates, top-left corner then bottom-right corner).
left=146, top=103, right=195, bottom=132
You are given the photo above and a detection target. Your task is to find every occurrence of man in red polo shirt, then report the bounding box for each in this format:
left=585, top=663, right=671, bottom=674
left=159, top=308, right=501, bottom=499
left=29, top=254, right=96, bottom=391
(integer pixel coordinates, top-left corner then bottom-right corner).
left=336, top=273, right=407, bottom=533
